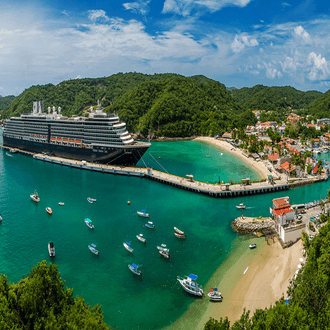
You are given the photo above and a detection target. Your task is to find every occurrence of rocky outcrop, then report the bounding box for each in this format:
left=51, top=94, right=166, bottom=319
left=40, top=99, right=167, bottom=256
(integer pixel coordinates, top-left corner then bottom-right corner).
left=232, top=217, right=275, bottom=233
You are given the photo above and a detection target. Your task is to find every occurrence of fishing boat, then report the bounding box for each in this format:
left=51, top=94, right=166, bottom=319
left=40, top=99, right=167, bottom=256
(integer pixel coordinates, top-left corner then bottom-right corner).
left=58, top=202, right=64, bottom=206
left=48, top=242, right=55, bottom=257
left=207, top=288, right=223, bottom=301
left=174, top=233, right=186, bottom=239
left=46, top=207, right=52, bottom=215
left=145, top=221, right=154, bottom=229
left=6, top=152, right=13, bottom=157
left=249, top=244, right=257, bottom=249
left=85, top=218, right=94, bottom=229
left=89, top=198, right=97, bottom=202
left=177, top=274, right=203, bottom=297
left=174, top=227, right=184, bottom=235
left=88, top=243, right=99, bottom=255
left=236, top=203, right=246, bottom=209
left=159, top=249, right=170, bottom=259
left=123, top=242, right=133, bottom=253
left=30, top=190, right=40, bottom=203
left=157, top=244, right=167, bottom=251
left=136, top=234, right=146, bottom=243
left=137, top=209, right=149, bottom=218
left=128, top=263, right=141, bottom=276
left=87, top=198, right=93, bottom=204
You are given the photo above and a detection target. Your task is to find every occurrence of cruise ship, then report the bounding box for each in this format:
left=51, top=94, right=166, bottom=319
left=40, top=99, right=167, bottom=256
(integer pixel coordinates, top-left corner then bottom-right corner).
left=3, top=101, right=150, bottom=165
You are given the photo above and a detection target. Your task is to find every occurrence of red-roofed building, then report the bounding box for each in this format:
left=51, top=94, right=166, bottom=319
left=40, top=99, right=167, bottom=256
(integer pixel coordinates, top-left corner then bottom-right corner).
left=277, top=161, right=296, bottom=175
left=313, top=165, right=319, bottom=175
left=268, top=153, right=279, bottom=163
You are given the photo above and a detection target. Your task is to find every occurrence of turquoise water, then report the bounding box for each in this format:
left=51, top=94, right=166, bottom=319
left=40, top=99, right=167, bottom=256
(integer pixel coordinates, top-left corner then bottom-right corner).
left=0, top=134, right=329, bottom=329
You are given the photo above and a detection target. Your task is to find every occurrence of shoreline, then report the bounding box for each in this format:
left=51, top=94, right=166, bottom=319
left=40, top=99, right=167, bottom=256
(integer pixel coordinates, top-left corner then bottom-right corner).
left=195, top=137, right=270, bottom=180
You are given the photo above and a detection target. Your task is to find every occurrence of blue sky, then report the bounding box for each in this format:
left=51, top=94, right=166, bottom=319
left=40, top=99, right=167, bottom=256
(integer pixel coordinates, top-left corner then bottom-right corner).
left=1, top=0, right=330, bottom=96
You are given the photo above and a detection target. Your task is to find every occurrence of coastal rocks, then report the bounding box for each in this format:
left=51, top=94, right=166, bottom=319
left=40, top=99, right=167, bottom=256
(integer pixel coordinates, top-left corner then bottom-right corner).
left=232, top=217, right=275, bottom=234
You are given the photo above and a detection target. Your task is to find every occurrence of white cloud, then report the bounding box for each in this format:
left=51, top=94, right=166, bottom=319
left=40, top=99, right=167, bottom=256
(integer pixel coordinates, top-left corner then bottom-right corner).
left=281, top=2, right=291, bottom=7
left=62, top=10, right=69, bottom=16
left=264, top=62, right=282, bottom=79
left=307, top=52, right=330, bottom=81
left=123, top=1, right=151, bottom=15
left=230, top=34, right=258, bottom=53
left=294, top=25, right=311, bottom=43
left=87, top=10, right=109, bottom=21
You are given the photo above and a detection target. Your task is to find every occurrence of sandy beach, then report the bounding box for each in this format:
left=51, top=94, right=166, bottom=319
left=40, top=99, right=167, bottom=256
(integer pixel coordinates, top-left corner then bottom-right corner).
left=195, top=137, right=270, bottom=180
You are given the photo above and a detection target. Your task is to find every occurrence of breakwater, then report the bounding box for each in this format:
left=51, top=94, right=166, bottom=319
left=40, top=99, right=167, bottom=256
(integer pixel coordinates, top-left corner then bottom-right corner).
left=232, top=216, right=275, bottom=233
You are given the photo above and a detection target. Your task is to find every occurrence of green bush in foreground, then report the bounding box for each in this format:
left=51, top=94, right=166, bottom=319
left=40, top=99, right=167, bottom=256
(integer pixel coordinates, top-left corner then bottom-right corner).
left=204, top=222, right=330, bottom=329
left=0, top=261, right=110, bottom=329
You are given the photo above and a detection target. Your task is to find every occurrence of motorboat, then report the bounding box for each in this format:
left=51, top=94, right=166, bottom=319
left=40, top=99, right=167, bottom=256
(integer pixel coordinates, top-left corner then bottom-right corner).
left=88, top=244, right=99, bottom=255
left=48, top=242, right=55, bottom=257
left=10, top=149, right=18, bottom=154
left=46, top=207, right=52, bottom=215
left=159, top=249, right=170, bottom=259
left=249, top=244, right=257, bottom=249
left=174, top=233, right=186, bottom=239
left=0, top=214, right=2, bottom=222
left=128, top=263, right=141, bottom=276
left=87, top=198, right=93, bottom=204
left=136, top=234, right=146, bottom=243
left=137, top=209, right=149, bottom=218
left=85, top=218, right=94, bottom=229
left=89, top=198, right=97, bottom=202
left=177, top=274, right=203, bottom=297
left=30, top=190, right=40, bottom=203
left=236, top=203, right=246, bottom=209
left=174, top=227, right=184, bottom=235
left=157, top=244, right=167, bottom=251
left=58, top=202, right=65, bottom=206
left=123, top=242, right=133, bottom=253
left=207, top=288, right=223, bottom=301
left=145, top=221, right=154, bottom=229
left=6, top=152, right=13, bottom=157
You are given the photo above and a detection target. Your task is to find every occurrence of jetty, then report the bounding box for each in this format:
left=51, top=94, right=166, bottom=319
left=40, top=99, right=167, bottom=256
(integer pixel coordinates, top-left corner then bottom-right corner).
left=0, top=145, right=325, bottom=199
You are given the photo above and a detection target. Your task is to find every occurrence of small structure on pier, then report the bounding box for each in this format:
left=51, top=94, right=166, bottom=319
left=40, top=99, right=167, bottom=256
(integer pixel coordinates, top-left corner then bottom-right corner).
left=242, top=178, right=251, bottom=185
left=221, top=183, right=230, bottom=191
left=186, top=174, right=194, bottom=182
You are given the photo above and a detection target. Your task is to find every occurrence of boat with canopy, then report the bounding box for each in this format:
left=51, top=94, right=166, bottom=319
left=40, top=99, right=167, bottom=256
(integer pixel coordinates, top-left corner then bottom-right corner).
left=177, top=274, right=203, bottom=297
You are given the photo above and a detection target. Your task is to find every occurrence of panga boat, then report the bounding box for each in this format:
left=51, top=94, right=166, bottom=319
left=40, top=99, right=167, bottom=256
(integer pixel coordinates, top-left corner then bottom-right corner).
left=128, top=263, right=141, bottom=276
left=0, top=214, right=2, bottom=222
left=159, top=249, right=170, bottom=259
left=85, top=218, right=94, bottom=229
left=87, top=198, right=93, bottom=204
left=46, top=207, right=52, bottom=215
left=58, top=202, right=64, bottom=206
left=123, top=242, right=134, bottom=253
left=48, top=242, right=55, bottom=257
left=157, top=244, right=167, bottom=251
left=30, top=190, right=40, bottom=203
left=136, top=234, right=146, bottom=243
left=145, top=221, right=154, bottom=229
left=174, top=233, right=186, bottom=239
left=88, top=243, right=99, bottom=255
left=249, top=244, right=257, bottom=249
left=177, top=274, right=203, bottom=297
left=174, top=227, right=184, bottom=235
left=137, top=209, right=149, bottom=218
left=236, top=203, right=246, bottom=209
left=208, top=288, right=223, bottom=301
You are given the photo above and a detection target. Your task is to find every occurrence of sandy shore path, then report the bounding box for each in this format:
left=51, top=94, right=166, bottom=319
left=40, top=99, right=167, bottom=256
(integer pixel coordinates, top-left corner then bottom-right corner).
left=195, top=137, right=270, bottom=180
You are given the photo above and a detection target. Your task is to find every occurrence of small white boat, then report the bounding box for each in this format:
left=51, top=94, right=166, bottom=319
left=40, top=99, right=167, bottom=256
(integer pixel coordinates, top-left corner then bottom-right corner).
left=249, top=244, right=257, bottom=249
left=159, top=249, right=170, bottom=259
left=174, top=227, right=184, bottom=235
left=58, top=202, right=64, bottom=206
left=177, top=274, right=203, bottom=297
left=136, top=234, right=146, bottom=243
left=48, top=242, right=55, bottom=257
left=88, top=243, right=99, bottom=255
left=87, top=198, right=93, bottom=204
left=157, top=244, right=167, bottom=251
left=89, top=198, right=97, bottom=202
left=6, top=152, right=13, bottom=157
left=85, top=218, right=94, bottom=229
left=123, top=242, right=133, bottom=253
left=145, top=221, right=154, bottom=229
left=0, top=214, right=2, bottom=222
left=174, top=233, right=186, bottom=239
left=207, top=288, right=223, bottom=301
left=137, top=209, right=149, bottom=218
left=128, top=263, right=141, bottom=276
left=46, top=207, right=52, bottom=215
left=236, top=203, right=246, bottom=209
left=30, top=190, right=40, bottom=203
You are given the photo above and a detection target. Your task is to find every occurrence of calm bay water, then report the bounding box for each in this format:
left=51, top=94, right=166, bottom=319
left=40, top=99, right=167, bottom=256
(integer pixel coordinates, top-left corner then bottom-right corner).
left=0, top=133, right=329, bottom=329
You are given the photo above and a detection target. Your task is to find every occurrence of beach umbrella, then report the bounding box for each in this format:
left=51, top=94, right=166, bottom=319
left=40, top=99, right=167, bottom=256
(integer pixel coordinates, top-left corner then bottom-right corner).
left=298, top=264, right=302, bottom=269
left=299, top=258, right=304, bottom=262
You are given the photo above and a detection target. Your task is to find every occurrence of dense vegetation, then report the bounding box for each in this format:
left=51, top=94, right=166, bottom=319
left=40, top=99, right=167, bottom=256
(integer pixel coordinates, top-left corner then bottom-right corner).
left=0, top=95, right=15, bottom=111
left=304, top=89, right=330, bottom=118
left=0, top=261, right=110, bottom=329
left=231, top=85, right=323, bottom=111
left=204, top=221, right=330, bottom=330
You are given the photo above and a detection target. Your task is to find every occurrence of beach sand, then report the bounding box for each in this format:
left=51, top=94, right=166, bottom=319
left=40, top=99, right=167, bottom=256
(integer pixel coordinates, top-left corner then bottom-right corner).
left=164, top=238, right=303, bottom=330
left=195, top=137, right=270, bottom=180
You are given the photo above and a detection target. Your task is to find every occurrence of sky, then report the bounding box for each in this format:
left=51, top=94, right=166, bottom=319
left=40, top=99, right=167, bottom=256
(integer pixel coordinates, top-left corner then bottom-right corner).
left=1, top=0, right=330, bottom=96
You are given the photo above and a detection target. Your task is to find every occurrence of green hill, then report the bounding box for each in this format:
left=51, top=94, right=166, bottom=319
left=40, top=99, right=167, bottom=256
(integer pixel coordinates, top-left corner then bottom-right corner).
left=0, top=95, right=15, bottom=112
left=231, top=85, right=323, bottom=111
left=306, top=89, right=330, bottom=118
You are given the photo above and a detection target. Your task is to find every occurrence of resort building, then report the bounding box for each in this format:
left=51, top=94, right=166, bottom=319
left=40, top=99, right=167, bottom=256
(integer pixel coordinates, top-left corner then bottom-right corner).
left=270, top=197, right=305, bottom=244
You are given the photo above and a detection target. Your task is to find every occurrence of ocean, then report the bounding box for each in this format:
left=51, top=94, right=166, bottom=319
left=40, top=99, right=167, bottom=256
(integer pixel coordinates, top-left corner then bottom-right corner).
left=0, top=134, right=329, bottom=329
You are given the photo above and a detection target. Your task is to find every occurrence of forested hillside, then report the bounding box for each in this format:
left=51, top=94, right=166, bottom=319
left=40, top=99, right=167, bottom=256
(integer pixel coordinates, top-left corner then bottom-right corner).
left=305, top=89, right=330, bottom=118
left=0, top=95, right=15, bottom=111
left=231, top=85, right=322, bottom=111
